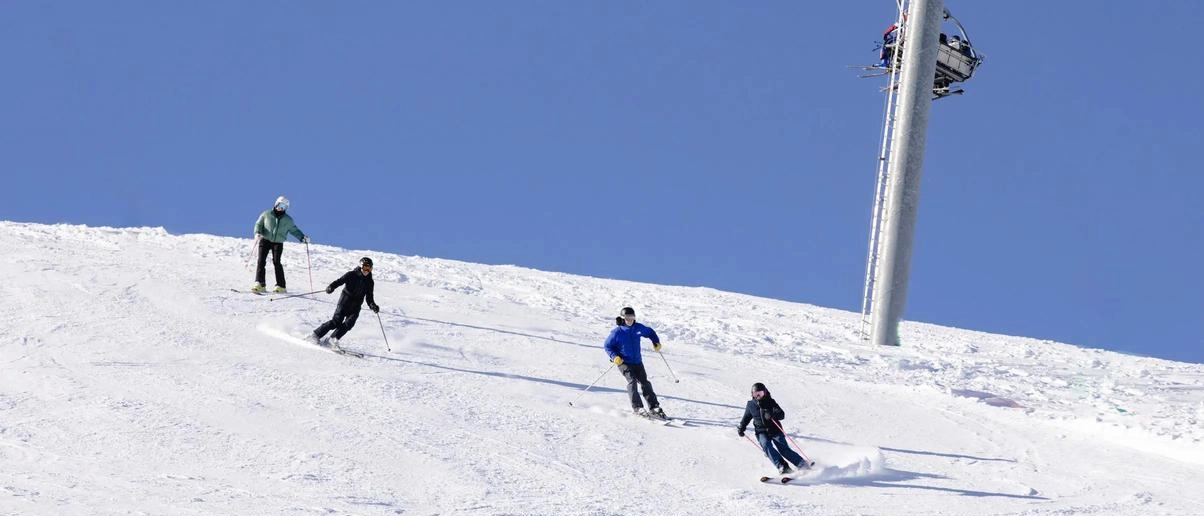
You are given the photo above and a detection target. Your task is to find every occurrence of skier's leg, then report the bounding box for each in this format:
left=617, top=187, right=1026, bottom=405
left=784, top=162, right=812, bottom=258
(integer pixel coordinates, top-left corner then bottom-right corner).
left=270, top=242, right=285, bottom=288
left=756, top=432, right=786, bottom=469
left=313, top=319, right=336, bottom=339
left=631, top=363, right=660, bottom=409
left=617, top=363, right=643, bottom=409
left=254, top=238, right=271, bottom=286
left=314, top=304, right=349, bottom=339
left=771, top=434, right=806, bottom=468
left=332, top=309, right=361, bottom=340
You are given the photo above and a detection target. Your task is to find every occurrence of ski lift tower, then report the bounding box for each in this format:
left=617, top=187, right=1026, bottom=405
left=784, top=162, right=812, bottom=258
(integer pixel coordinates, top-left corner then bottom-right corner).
left=858, top=0, right=983, bottom=346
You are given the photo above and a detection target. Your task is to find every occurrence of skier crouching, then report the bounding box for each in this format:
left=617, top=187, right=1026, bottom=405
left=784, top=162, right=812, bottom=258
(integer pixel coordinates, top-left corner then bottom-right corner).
left=311, top=257, right=379, bottom=350
left=737, top=382, right=808, bottom=474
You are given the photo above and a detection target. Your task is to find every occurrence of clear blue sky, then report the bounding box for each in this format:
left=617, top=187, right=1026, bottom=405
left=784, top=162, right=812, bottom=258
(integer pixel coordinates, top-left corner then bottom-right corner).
left=3, top=2, right=1201, bottom=363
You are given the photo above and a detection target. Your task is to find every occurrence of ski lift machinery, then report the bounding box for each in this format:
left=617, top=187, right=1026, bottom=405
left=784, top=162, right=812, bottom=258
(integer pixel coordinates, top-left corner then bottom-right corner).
left=858, top=1, right=984, bottom=344
left=862, top=6, right=985, bottom=99
left=931, top=8, right=984, bottom=98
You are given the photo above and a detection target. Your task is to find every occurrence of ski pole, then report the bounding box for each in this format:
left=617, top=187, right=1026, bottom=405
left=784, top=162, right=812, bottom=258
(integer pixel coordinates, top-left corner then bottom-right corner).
left=375, top=310, right=391, bottom=352
left=568, top=364, right=615, bottom=406
left=771, top=419, right=815, bottom=467
left=269, top=289, right=325, bottom=301
left=656, top=349, right=680, bottom=383
left=744, top=434, right=764, bottom=451
left=305, top=241, right=314, bottom=293
left=245, top=235, right=261, bottom=270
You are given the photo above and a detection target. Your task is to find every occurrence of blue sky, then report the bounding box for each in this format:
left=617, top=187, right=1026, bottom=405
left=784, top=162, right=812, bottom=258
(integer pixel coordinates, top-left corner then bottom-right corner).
left=3, top=2, right=1201, bottom=363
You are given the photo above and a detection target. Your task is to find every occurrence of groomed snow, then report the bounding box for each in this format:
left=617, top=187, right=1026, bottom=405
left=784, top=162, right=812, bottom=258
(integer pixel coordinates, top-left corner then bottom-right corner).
left=1, top=222, right=1201, bottom=515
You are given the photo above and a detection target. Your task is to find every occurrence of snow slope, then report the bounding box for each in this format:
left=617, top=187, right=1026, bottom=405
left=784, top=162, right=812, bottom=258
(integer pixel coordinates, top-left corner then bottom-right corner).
left=1, top=221, right=1202, bottom=515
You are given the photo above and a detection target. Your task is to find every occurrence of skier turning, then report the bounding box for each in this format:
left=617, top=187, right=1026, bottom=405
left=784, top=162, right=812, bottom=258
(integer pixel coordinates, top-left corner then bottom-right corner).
left=737, top=382, right=808, bottom=475
left=604, top=307, right=667, bottom=419
left=251, top=195, right=309, bottom=293
left=311, top=257, right=379, bottom=350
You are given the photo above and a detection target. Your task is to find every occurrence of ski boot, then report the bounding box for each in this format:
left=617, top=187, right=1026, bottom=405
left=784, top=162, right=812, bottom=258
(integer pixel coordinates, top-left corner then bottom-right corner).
left=650, top=406, right=668, bottom=420
left=250, top=283, right=266, bottom=294
left=272, top=286, right=286, bottom=294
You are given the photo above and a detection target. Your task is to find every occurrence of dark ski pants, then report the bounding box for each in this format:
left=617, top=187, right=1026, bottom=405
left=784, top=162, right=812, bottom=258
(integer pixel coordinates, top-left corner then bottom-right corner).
left=756, top=432, right=805, bottom=470
left=254, top=238, right=286, bottom=288
left=617, top=362, right=660, bottom=410
left=313, top=304, right=361, bottom=341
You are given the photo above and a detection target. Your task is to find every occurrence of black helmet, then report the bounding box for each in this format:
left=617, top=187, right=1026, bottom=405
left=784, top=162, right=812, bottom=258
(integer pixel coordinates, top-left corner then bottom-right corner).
left=360, top=257, right=373, bottom=267
left=615, top=307, right=636, bottom=326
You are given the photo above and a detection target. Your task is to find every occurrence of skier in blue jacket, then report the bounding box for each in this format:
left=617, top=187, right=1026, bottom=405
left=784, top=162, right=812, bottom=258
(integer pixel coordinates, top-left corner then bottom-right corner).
left=604, top=307, right=667, bottom=419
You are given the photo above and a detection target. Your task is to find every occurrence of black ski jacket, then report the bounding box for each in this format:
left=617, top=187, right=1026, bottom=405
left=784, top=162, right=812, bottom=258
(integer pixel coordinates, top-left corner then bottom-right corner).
left=738, top=397, right=787, bottom=436
left=329, top=269, right=375, bottom=311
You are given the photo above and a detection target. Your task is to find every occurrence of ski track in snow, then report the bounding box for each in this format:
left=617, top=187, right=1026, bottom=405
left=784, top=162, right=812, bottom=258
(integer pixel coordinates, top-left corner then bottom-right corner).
left=1, top=221, right=1202, bottom=515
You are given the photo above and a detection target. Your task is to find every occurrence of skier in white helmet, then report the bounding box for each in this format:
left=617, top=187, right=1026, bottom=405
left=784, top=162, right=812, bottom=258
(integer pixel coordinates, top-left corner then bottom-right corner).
left=251, top=195, right=309, bottom=293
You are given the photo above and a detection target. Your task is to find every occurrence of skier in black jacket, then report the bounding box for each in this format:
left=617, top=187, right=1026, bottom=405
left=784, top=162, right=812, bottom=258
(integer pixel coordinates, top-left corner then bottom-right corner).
left=311, top=257, right=379, bottom=348
left=737, top=382, right=808, bottom=474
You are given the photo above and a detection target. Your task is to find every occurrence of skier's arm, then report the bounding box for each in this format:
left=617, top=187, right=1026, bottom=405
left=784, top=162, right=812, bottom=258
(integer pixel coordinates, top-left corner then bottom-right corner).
left=760, top=399, right=785, bottom=421
left=253, top=212, right=267, bottom=237
left=288, top=223, right=305, bottom=242
left=738, top=405, right=753, bottom=432
left=366, top=280, right=377, bottom=309
left=327, top=270, right=353, bottom=292
left=637, top=324, right=660, bottom=346
left=603, top=330, right=621, bottom=361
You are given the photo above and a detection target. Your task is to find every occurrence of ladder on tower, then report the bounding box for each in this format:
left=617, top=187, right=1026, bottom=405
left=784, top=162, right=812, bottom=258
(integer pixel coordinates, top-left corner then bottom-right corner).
left=859, top=6, right=908, bottom=340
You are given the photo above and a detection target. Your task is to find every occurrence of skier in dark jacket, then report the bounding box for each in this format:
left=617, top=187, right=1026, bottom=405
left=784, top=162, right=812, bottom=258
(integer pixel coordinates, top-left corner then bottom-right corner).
left=737, top=382, right=809, bottom=474
left=311, top=257, right=379, bottom=349
left=604, top=307, right=667, bottom=419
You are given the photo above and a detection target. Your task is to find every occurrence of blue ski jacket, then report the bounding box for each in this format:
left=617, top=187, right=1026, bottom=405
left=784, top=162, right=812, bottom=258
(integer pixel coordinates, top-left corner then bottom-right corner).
left=604, top=322, right=660, bottom=365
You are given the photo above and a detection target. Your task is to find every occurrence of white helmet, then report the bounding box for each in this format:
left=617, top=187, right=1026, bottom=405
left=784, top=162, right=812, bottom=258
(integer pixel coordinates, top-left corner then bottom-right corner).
left=274, top=196, right=290, bottom=211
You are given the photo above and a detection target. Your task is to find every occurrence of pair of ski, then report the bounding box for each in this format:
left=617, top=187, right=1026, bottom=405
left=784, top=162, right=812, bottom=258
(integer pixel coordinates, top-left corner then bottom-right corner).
left=759, top=460, right=815, bottom=484
left=230, top=288, right=295, bottom=297
left=315, top=339, right=365, bottom=359
left=848, top=64, right=893, bottom=78
left=231, top=288, right=267, bottom=296
left=760, top=476, right=794, bottom=484
left=257, top=325, right=366, bottom=359
left=229, top=288, right=308, bottom=297
left=635, top=410, right=681, bottom=427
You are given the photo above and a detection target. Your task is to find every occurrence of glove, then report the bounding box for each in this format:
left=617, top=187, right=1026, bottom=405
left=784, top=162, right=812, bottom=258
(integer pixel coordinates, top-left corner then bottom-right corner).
left=612, top=356, right=624, bottom=366
left=325, top=286, right=334, bottom=294
left=737, top=427, right=746, bottom=437
left=302, top=236, right=311, bottom=244
left=370, top=303, right=380, bottom=313
left=653, top=342, right=662, bottom=352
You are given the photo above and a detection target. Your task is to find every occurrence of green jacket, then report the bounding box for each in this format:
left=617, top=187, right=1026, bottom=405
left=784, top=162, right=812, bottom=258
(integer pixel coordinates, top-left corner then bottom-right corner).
left=254, top=209, right=306, bottom=244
